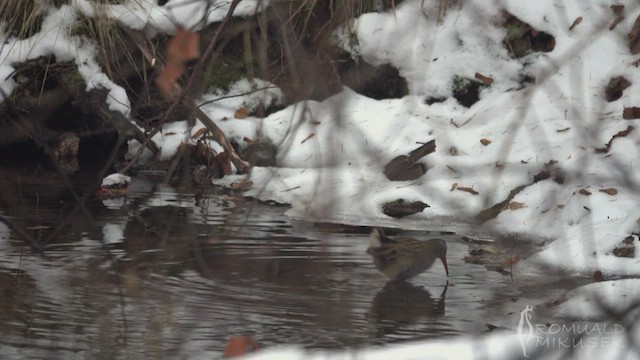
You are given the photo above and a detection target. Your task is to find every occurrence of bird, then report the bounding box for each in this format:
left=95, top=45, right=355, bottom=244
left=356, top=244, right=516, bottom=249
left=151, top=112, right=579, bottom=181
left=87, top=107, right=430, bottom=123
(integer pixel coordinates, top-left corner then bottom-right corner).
left=366, top=227, right=449, bottom=280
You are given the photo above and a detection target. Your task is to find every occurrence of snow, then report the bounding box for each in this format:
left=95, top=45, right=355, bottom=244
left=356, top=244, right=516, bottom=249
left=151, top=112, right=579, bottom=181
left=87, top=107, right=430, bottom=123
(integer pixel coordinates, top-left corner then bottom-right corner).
left=100, top=173, right=131, bottom=187
left=556, top=279, right=640, bottom=318
left=2, top=0, right=640, bottom=358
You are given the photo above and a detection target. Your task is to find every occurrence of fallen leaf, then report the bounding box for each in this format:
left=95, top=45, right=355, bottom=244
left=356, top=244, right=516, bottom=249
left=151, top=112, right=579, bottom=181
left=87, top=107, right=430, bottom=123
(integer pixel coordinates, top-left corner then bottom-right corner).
left=595, top=125, right=634, bottom=153
left=579, top=188, right=592, bottom=196
left=611, top=4, right=625, bottom=15
left=605, top=76, right=631, bottom=102
left=300, top=133, right=315, bottom=144
left=213, top=152, right=232, bottom=176
left=504, top=201, right=525, bottom=210
left=446, top=165, right=458, bottom=173
left=234, top=107, right=249, bottom=119
left=599, top=188, right=618, bottom=195
left=557, top=204, right=565, bottom=209
left=243, top=137, right=255, bottom=145
left=623, top=107, right=640, bottom=119
left=475, top=72, right=493, bottom=85
left=630, top=14, right=640, bottom=54
left=556, top=127, right=570, bottom=132
left=569, top=16, right=582, bottom=31
left=480, top=138, right=491, bottom=146
left=457, top=186, right=479, bottom=195
left=593, top=270, right=604, bottom=282
left=610, top=16, right=625, bottom=31
left=450, top=182, right=458, bottom=191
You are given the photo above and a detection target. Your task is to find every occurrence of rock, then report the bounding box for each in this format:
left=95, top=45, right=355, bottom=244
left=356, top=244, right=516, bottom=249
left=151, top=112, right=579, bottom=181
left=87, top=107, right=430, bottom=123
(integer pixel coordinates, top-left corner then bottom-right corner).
left=605, top=76, right=630, bottom=102
left=612, top=236, right=636, bottom=258
left=383, top=140, right=435, bottom=181
left=382, top=199, right=429, bottom=218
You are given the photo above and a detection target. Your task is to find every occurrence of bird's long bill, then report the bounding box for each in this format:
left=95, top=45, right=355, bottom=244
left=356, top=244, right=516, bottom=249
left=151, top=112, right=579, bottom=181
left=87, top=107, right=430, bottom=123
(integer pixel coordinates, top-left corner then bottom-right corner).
left=440, top=255, right=449, bottom=276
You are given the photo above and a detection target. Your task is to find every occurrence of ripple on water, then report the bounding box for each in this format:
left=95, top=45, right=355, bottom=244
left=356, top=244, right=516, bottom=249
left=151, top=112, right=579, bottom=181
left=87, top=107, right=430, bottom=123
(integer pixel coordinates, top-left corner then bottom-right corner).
left=0, top=181, right=582, bottom=359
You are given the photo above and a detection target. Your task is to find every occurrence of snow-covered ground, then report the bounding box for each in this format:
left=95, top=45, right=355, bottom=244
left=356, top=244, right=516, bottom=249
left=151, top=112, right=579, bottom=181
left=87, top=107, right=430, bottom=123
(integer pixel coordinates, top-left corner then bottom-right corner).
left=2, top=0, right=640, bottom=358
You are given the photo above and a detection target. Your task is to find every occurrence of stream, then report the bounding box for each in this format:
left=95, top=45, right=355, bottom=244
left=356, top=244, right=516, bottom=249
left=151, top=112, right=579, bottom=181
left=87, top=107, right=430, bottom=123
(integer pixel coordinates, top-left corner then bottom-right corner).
left=0, top=167, right=592, bottom=359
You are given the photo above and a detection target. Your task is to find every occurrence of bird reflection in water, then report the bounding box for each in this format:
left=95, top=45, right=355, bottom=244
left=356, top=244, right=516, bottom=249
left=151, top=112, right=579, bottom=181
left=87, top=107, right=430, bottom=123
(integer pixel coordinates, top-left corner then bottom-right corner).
left=367, top=280, right=448, bottom=337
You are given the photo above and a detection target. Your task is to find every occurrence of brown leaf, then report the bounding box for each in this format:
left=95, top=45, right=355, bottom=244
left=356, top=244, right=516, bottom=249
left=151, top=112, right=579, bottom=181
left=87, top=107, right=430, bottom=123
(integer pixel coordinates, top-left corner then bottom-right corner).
left=623, top=107, right=640, bottom=119
left=579, top=188, right=592, bottom=196
left=557, top=204, right=565, bottom=209
left=630, top=14, right=640, bottom=54
left=610, top=16, right=625, bottom=31
left=243, top=137, right=255, bottom=145
left=214, top=152, right=232, bottom=176
left=451, top=182, right=458, bottom=191
left=593, top=270, right=604, bottom=282
left=504, top=201, right=525, bottom=210
left=611, top=4, right=625, bottom=15
left=234, top=107, right=249, bottom=119
left=599, top=188, right=618, bottom=195
left=569, top=17, right=582, bottom=31
left=156, top=26, right=201, bottom=98
left=300, top=133, right=315, bottom=144
left=556, top=127, right=570, bottom=133
left=596, top=125, right=634, bottom=153
left=475, top=72, right=493, bottom=85
left=480, top=138, right=491, bottom=146
left=457, top=186, right=479, bottom=195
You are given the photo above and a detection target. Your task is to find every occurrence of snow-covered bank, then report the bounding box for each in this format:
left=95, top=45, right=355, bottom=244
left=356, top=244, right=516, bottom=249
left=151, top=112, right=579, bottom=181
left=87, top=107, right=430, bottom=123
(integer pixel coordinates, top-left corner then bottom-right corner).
left=210, top=0, right=638, bottom=278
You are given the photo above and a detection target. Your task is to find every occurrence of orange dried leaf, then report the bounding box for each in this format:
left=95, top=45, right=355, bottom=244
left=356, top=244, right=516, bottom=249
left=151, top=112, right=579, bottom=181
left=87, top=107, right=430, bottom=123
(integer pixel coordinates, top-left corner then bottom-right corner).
left=167, top=26, right=200, bottom=63
left=155, top=62, right=183, bottom=97
left=223, top=336, right=259, bottom=358
left=234, top=107, right=249, bottom=119
left=475, top=72, right=493, bottom=85
left=156, top=26, right=201, bottom=98
left=502, top=255, right=520, bottom=267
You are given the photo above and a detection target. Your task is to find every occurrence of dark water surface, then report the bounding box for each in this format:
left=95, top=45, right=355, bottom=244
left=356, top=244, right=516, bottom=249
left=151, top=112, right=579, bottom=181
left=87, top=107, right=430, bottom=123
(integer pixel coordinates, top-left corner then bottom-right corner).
left=0, top=168, right=586, bottom=359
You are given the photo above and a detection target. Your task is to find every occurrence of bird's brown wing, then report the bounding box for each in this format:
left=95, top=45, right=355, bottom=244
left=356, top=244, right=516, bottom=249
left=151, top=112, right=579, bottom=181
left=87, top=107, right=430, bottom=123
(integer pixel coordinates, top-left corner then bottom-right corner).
left=367, top=246, right=398, bottom=266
